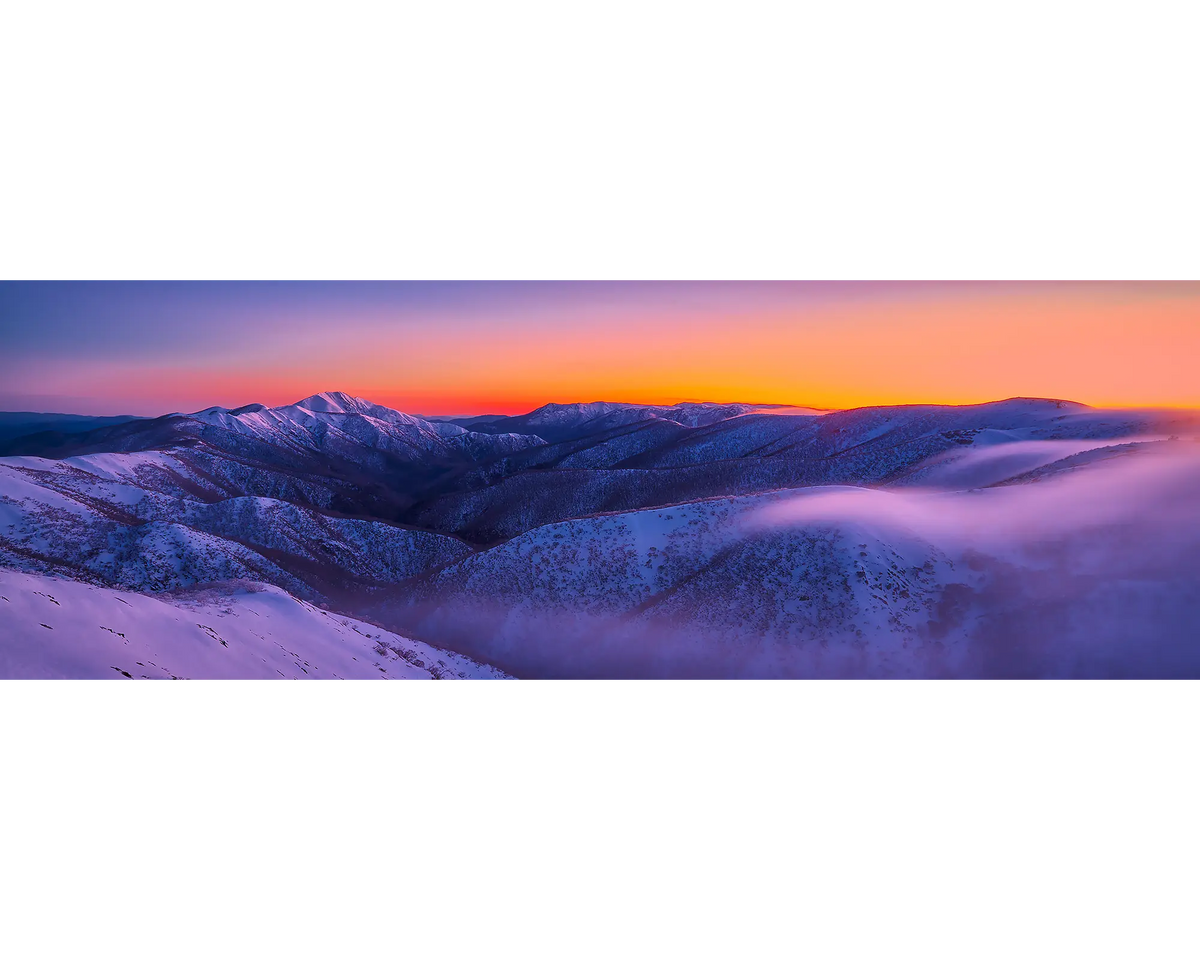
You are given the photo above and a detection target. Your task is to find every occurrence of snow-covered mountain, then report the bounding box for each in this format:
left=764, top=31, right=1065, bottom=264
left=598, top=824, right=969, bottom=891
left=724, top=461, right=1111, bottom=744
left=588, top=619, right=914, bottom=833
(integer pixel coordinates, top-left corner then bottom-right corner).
left=3, top=392, right=1199, bottom=678
left=1, top=391, right=545, bottom=470
left=0, top=452, right=472, bottom=599
left=0, top=568, right=507, bottom=679
left=408, top=399, right=1198, bottom=542
left=378, top=439, right=1200, bottom=678
left=458, top=400, right=782, bottom=443
left=190, top=390, right=476, bottom=443
left=181, top=390, right=548, bottom=466
left=382, top=488, right=964, bottom=677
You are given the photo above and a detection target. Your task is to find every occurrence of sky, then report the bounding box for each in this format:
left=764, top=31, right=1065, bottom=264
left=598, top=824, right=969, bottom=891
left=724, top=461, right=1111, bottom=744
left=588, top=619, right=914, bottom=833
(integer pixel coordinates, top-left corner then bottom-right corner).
left=1, top=281, right=1197, bottom=416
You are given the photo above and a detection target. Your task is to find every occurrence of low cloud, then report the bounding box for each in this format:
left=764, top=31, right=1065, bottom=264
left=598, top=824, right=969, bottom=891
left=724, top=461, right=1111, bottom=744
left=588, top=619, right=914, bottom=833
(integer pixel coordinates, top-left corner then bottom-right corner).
left=377, top=442, right=1200, bottom=678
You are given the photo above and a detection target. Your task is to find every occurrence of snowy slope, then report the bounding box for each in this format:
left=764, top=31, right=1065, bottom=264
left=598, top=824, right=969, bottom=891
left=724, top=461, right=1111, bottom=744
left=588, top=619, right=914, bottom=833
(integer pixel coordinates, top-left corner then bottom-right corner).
left=383, top=488, right=973, bottom=677
left=409, top=400, right=1200, bottom=541
left=2, top=391, right=545, bottom=475
left=0, top=568, right=508, bottom=679
left=184, top=390, right=544, bottom=463
left=382, top=442, right=1200, bottom=677
left=4, top=394, right=1199, bottom=679
left=0, top=455, right=472, bottom=598
left=464, top=401, right=769, bottom=443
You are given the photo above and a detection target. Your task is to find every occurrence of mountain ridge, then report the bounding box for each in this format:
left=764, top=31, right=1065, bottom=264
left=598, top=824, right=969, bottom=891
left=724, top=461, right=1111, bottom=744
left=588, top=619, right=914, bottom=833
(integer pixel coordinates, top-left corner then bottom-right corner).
left=4, top=392, right=1200, bottom=678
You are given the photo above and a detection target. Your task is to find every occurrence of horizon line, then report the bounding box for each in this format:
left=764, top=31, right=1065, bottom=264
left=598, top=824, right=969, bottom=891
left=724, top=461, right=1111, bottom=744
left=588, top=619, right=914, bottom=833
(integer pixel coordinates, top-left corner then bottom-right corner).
left=8, top=392, right=1200, bottom=421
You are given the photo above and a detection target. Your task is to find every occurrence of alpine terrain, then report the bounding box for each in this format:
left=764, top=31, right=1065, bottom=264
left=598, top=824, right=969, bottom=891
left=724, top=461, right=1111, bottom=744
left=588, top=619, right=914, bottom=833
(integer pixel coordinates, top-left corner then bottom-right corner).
left=3, top=391, right=1199, bottom=677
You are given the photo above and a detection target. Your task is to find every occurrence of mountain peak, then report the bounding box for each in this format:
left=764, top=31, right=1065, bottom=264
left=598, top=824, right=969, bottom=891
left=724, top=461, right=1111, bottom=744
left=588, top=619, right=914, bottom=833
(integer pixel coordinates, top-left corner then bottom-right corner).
left=283, top=392, right=477, bottom=437
left=293, top=391, right=369, bottom=415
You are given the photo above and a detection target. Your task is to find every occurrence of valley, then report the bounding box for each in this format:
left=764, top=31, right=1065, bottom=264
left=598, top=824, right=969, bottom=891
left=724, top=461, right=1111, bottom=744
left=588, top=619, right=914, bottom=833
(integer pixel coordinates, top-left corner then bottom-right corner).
left=2, top=391, right=1198, bottom=677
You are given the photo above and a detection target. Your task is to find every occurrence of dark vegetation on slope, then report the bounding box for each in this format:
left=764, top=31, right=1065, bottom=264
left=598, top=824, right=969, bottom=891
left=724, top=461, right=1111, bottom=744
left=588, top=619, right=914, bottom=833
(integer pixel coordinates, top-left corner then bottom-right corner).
left=1, top=397, right=1178, bottom=545
left=5, top=394, right=1200, bottom=677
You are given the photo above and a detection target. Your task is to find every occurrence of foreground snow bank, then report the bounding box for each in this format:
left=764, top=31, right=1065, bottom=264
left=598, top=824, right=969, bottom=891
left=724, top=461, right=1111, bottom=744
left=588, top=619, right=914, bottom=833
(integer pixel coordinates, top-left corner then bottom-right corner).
left=0, top=569, right=508, bottom=679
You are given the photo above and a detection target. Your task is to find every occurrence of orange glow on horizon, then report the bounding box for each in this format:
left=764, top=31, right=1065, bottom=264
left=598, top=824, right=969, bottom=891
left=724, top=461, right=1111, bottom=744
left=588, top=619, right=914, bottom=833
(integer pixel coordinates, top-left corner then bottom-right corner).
left=8, top=283, right=1199, bottom=416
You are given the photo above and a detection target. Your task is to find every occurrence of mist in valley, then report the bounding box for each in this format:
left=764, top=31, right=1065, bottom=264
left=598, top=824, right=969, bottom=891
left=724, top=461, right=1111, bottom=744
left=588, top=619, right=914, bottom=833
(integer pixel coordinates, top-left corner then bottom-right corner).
left=386, top=442, right=1200, bottom=678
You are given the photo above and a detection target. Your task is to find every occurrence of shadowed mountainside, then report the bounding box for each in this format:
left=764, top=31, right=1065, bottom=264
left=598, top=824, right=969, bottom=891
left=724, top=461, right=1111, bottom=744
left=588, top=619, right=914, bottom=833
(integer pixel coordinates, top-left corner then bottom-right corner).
left=3, top=391, right=1199, bottom=677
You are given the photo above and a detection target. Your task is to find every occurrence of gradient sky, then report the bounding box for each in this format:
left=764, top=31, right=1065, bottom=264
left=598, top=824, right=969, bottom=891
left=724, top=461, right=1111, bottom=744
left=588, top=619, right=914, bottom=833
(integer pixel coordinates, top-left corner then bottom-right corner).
left=1, top=281, right=1197, bottom=416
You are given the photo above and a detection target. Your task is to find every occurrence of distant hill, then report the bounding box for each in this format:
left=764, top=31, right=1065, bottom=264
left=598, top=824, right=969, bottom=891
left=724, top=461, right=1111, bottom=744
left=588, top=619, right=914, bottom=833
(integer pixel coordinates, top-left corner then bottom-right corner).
left=458, top=400, right=807, bottom=442
left=0, top=412, right=141, bottom=447
left=423, top=413, right=510, bottom=428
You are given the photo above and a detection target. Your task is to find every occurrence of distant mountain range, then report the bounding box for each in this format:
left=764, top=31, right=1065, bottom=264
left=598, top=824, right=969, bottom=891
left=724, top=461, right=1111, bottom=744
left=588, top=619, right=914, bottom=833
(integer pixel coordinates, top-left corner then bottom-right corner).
left=449, top=400, right=812, bottom=442
left=0, top=411, right=142, bottom=447
left=3, top=391, right=1199, bottom=677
